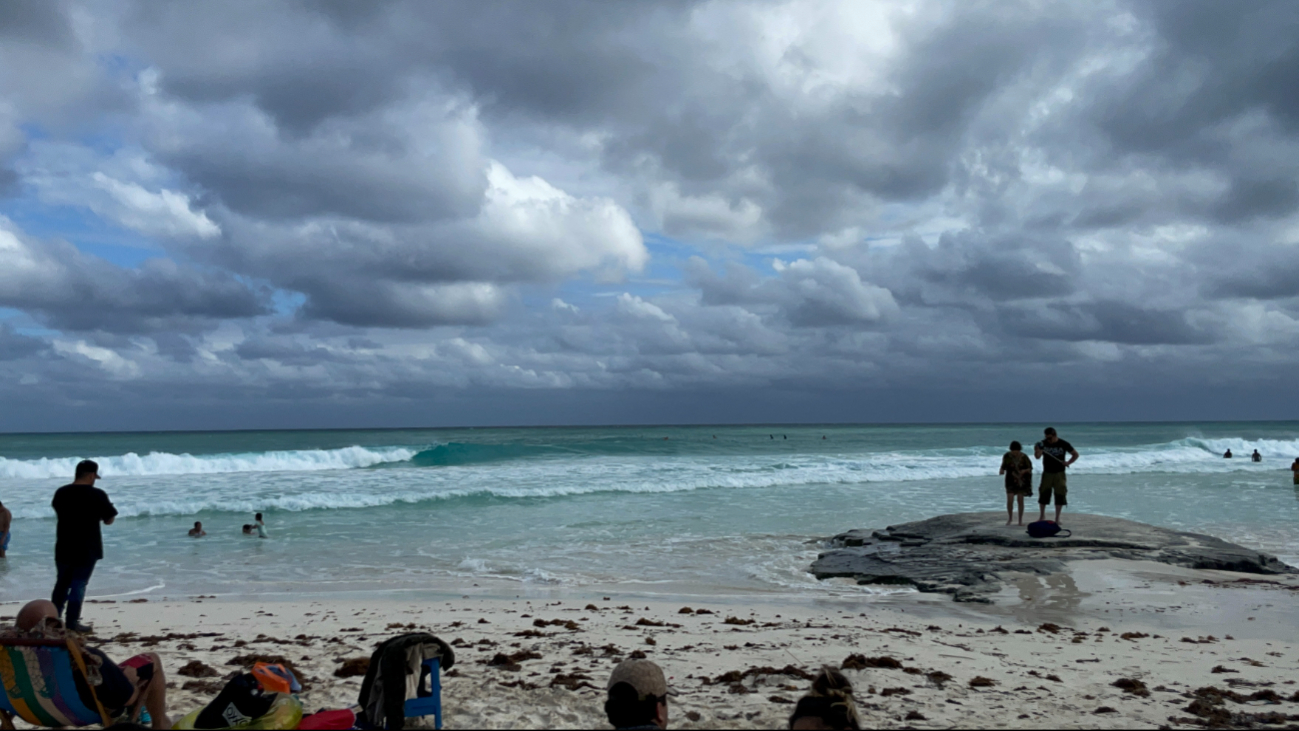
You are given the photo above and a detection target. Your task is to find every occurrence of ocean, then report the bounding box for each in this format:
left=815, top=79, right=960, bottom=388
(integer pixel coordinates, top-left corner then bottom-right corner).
left=1, top=422, right=1297, bottom=604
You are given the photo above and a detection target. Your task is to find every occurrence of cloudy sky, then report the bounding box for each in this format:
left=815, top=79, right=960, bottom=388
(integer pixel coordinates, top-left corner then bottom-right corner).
left=1, top=0, right=1297, bottom=431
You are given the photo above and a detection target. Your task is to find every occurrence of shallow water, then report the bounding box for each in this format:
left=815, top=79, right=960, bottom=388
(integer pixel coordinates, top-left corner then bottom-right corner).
left=1, top=422, right=1297, bottom=603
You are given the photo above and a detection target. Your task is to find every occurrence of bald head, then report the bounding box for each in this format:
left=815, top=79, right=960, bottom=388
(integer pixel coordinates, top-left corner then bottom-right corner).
left=16, top=600, right=58, bottom=631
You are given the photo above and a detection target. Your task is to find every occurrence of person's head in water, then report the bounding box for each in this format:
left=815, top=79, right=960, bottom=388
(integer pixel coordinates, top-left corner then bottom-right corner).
left=1043, top=427, right=1058, bottom=443
left=605, top=659, right=672, bottom=729
left=789, top=667, right=861, bottom=730
left=255, top=513, right=263, bottom=523
left=242, top=524, right=254, bottom=535
left=74, top=459, right=100, bottom=484
left=1010, top=441, right=1022, bottom=452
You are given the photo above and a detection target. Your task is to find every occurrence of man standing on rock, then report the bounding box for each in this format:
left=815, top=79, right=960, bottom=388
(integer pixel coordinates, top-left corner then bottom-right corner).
left=51, top=459, right=118, bottom=632
left=1034, top=427, right=1078, bottom=524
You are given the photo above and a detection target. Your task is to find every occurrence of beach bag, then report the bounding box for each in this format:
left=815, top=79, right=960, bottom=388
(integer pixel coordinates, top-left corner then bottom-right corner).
left=173, top=672, right=304, bottom=730
left=357, top=633, right=455, bottom=730
left=1027, top=520, right=1071, bottom=539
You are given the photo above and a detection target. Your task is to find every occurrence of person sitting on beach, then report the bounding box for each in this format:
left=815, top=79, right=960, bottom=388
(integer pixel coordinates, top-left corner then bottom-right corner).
left=788, top=667, right=861, bottom=730
left=1252, top=449, right=1262, bottom=463
left=9, top=600, right=171, bottom=729
left=1224, top=449, right=1233, bottom=459
left=242, top=524, right=255, bottom=535
left=187, top=521, right=206, bottom=537
left=999, top=441, right=1033, bottom=526
left=605, top=658, right=675, bottom=729
left=254, top=512, right=268, bottom=538
left=1034, top=427, right=1078, bottom=524
left=0, top=499, right=10, bottom=558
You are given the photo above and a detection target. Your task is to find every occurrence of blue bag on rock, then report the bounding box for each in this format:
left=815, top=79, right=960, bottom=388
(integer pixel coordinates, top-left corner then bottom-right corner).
left=1026, top=520, right=1071, bottom=538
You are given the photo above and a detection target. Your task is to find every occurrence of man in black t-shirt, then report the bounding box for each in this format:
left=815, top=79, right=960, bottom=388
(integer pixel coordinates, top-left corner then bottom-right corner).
left=1034, top=427, right=1079, bottom=524
left=51, top=460, right=118, bottom=632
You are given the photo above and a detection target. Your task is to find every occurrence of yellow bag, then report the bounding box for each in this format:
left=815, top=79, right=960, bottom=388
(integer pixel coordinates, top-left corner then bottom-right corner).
left=172, top=691, right=303, bottom=730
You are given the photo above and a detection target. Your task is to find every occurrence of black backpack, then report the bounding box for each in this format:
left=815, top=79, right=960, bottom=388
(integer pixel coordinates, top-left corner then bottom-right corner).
left=1027, top=520, right=1072, bottom=538
left=356, top=633, right=455, bottom=730
left=191, top=674, right=275, bottom=729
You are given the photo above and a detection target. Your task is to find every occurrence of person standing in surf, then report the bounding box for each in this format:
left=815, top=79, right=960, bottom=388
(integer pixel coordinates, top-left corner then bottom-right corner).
left=0, top=499, right=11, bottom=558
left=999, top=441, right=1033, bottom=526
left=1034, top=427, right=1078, bottom=524
left=51, top=460, right=118, bottom=632
left=1291, top=457, right=1299, bottom=486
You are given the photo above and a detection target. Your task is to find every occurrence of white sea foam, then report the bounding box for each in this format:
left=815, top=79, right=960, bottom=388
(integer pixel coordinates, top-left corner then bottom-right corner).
left=0, top=445, right=418, bottom=479
left=4, top=436, right=1296, bottom=520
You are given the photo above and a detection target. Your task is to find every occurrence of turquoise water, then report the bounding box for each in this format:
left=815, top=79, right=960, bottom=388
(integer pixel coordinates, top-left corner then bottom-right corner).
left=1, top=423, right=1297, bottom=602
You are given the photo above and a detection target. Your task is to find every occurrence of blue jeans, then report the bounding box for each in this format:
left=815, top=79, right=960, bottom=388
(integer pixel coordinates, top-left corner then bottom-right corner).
left=52, top=560, right=97, bottom=627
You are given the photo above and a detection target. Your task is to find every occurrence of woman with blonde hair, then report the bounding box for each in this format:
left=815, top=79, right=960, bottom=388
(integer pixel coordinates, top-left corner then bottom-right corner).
left=788, top=667, right=861, bottom=730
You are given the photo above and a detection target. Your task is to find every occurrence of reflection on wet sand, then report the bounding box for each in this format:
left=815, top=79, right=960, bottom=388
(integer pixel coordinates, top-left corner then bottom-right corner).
left=1008, top=572, right=1089, bottom=624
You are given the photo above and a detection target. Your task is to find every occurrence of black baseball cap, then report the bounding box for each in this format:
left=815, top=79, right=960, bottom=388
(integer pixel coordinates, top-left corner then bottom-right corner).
left=74, top=460, right=101, bottom=479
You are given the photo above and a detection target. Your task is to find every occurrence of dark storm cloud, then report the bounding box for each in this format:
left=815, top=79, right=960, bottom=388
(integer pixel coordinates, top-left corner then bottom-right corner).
left=0, top=323, right=46, bottom=361
left=997, top=301, right=1213, bottom=346
left=0, top=223, right=268, bottom=333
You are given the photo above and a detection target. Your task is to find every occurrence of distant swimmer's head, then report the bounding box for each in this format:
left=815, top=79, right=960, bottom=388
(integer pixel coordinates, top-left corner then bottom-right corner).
left=242, top=524, right=254, bottom=534
left=194, top=521, right=202, bottom=529
left=1010, top=441, right=1022, bottom=452
left=255, top=513, right=264, bottom=522
left=16, top=600, right=59, bottom=631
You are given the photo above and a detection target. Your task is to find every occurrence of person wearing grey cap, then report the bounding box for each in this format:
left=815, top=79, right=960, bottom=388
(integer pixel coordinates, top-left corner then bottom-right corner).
left=51, top=459, right=118, bottom=633
left=605, top=658, right=676, bottom=730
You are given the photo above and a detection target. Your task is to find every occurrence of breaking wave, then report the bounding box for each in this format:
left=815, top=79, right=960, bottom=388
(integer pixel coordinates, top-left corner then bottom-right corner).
left=0, top=445, right=419, bottom=479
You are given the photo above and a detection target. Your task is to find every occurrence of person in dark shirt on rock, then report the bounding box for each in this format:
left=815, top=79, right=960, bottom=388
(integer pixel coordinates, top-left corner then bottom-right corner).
left=1034, top=427, right=1078, bottom=525
left=51, top=460, right=118, bottom=633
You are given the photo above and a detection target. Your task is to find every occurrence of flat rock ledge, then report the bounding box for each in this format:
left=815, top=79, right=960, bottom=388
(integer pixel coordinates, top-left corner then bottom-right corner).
left=810, top=512, right=1296, bottom=604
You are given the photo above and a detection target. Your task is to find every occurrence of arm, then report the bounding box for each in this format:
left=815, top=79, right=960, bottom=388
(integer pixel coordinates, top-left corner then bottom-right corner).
left=101, top=491, right=119, bottom=527
left=1066, top=448, right=1079, bottom=467
left=1034, top=444, right=1044, bottom=460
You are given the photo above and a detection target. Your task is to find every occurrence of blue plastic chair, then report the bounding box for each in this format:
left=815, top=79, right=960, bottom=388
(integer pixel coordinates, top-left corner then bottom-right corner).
left=402, top=657, right=442, bottom=730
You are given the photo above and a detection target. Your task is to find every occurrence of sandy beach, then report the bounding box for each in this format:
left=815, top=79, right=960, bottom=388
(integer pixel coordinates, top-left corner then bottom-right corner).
left=5, top=557, right=1298, bottom=729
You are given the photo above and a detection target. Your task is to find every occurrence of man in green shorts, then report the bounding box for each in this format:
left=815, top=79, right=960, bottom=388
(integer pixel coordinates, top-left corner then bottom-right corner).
left=1034, top=427, right=1079, bottom=524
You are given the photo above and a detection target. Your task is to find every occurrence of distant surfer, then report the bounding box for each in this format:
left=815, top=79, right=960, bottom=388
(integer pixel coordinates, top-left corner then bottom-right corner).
left=1034, top=428, right=1079, bottom=525
left=1252, top=449, right=1262, bottom=463
left=1223, top=449, right=1233, bottom=459
left=999, top=441, right=1033, bottom=526
left=0, top=499, right=11, bottom=558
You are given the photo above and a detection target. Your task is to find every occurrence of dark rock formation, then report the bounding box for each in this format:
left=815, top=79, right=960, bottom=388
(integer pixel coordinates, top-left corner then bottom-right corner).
left=810, top=512, right=1295, bottom=603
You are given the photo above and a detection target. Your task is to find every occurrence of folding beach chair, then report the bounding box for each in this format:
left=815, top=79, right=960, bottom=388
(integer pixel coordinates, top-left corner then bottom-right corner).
left=357, top=633, right=454, bottom=730
left=0, top=637, right=112, bottom=729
